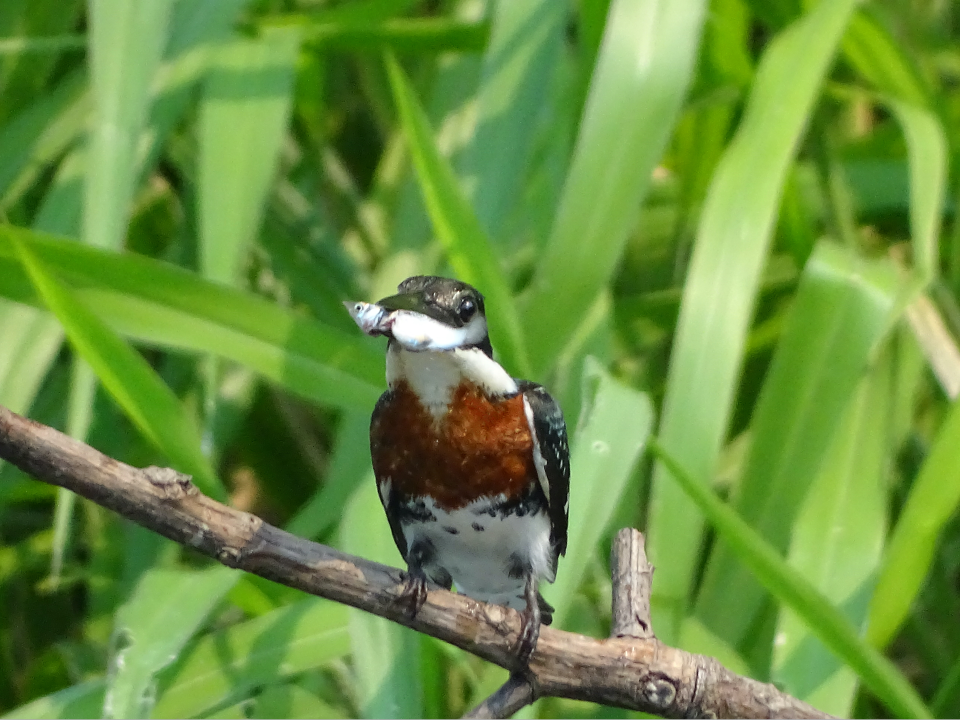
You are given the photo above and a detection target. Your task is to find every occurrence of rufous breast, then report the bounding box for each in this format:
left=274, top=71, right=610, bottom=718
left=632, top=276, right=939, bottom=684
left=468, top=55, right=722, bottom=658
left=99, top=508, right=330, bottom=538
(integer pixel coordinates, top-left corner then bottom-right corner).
left=371, top=380, right=536, bottom=510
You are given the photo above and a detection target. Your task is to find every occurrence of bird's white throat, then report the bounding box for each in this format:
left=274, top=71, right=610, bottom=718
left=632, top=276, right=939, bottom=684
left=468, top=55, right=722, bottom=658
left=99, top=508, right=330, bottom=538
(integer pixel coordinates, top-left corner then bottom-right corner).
left=386, top=345, right=518, bottom=420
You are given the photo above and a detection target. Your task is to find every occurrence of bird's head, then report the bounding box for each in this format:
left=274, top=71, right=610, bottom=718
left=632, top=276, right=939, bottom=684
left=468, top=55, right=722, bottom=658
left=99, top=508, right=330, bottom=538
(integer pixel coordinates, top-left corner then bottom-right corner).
left=345, top=276, right=492, bottom=356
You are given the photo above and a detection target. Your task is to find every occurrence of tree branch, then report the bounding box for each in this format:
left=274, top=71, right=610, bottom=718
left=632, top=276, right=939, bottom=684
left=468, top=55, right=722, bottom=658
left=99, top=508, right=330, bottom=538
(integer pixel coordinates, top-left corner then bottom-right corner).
left=610, top=528, right=655, bottom=639
left=0, top=404, right=831, bottom=719
left=463, top=673, right=534, bottom=719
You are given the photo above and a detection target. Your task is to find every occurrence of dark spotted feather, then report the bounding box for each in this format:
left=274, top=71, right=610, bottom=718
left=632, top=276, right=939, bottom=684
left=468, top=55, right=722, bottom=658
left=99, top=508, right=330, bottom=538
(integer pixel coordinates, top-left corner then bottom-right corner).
left=517, top=380, right=570, bottom=567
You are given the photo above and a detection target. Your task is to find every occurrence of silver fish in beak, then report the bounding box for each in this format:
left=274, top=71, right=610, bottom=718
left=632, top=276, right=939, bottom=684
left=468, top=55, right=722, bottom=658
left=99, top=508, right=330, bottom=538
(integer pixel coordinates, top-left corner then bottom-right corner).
left=344, top=300, right=390, bottom=336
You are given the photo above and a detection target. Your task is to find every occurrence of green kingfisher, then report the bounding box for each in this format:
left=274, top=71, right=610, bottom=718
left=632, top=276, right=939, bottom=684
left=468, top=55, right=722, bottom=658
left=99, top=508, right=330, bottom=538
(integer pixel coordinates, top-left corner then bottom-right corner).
left=345, top=275, right=569, bottom=663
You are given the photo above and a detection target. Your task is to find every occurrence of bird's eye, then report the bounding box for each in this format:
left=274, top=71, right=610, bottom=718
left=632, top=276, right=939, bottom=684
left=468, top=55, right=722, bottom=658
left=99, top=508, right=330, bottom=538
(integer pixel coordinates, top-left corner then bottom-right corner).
left=457, top=297, right=476, bottom=322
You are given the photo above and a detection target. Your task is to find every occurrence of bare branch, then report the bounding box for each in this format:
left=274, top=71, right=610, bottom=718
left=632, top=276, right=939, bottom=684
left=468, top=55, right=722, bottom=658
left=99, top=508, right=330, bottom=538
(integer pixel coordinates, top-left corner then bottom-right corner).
left=0, top=404, right=832, bottom=719
left=463, top=673, right=534, bottom=719
left=611, top=528, right=655, bottom=639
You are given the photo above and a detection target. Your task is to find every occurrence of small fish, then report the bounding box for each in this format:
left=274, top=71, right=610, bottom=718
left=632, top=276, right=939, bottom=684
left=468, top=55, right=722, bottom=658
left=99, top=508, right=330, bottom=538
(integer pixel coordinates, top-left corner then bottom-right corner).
left=344, top=301, right=389, bottom=336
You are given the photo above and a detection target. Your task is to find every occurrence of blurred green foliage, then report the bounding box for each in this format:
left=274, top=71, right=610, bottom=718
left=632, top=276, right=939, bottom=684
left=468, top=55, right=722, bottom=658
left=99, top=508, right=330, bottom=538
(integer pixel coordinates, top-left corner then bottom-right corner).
left=1, top=0, right=959, bottom=717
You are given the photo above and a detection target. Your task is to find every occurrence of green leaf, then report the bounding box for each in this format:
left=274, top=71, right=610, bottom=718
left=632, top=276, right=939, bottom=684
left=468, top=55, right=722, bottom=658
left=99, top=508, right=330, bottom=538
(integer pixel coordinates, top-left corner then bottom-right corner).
left=152, top=598, right=350, bottom=718
left=0, top=0, right=82, bottom=121
left=547, top=356, right=653, bottom=628
left=0, top=69, right=87, bottom=211
left=771, top=354, right=892, bottom=716
left=841, top=11, right=930, bottom=107
left=104, top=567, right=239, bottom=719
left=138, top=0, right=250, bottom=190
left=456, top=0, right=566, bottom=240
left=276, top=16, right=489, bottom=53
left=384, top=52, right=530, bottom=378
left=203, top=681, right=349, bottom=720
left=0, top=225, right=383, bottom=412
left=198, top=27, right=300, bottom=285
left=10, top=232, right=225, bottom=499
left=521, top=0, right=707, bottom=373
left=649, top=439, right=930, bottom=719
left=285, top=0, right=419, bottom=25
left=1, top=680, right=105, bottom=720
left=85, top=0, right=173, bottom=250
left=247, top=683, right=347, bottom=719
left=4, top=598, right=351, bottom=719
left=32, top=146, right=84, bottom=235
left=867, top=395, right=960, bottom=649
left=195, top=24, right=301, bottom=453
left=836, top=9, right=945, bottom=283
left=286, top=411, right=370, bottom=540
left=933, top=655, right=960, bottom=718
left=645, top=0, right=860, bottom=641
left=888, top=101, right=947, bottom=283
left=695, top=242, right=900, bottom=651
left=340, top=480, right=423, bottom=719
left=0, top=301, right=62, bottom=412
left=679, top=616, right=751, bottom=678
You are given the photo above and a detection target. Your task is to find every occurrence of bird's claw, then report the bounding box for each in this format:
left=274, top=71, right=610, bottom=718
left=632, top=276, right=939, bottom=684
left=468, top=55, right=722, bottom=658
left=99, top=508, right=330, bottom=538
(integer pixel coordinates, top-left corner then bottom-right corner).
left=512, top=605, right=541, bottom=668
left=396, top=569, right=428, bottom=619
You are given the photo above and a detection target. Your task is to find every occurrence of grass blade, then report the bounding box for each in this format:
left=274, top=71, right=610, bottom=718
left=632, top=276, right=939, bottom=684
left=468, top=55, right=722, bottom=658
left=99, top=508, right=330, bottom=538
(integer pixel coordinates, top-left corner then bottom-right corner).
left=840, top=12, right=946, bottom=279
left=138, top=0, right=249, bottom=190
left=650, top=439, right=929, bottom=719
left=246, top=683, right=345, bottom=719
left=384, top=52, right=530, bottom=377
left=888, top=101, right=947, bottom=282
left=1, top=681, right=105, bottom=720
left=841, top=11, right=930, bottom=107
left=547, top=356, right=653, bottom=627
left=867, top=394, right=960, bottom=649
left=645, top=0, right=860, bottom=640
left=85, top=0, right=173, bottom=250
left=153, top=598, right=351, bottom=718
left=695, top=242, right=900, bottom=651
left=198, top=27, right=299, bottom=285
left=771, top=356, right=892, bottom=716
left=286, top=411, right=370, bottom=540
left=0, top=302, right=62, bottom=413
left=456, top=0, right=565, bottom=240
left=4, top=598, right=351, bottom=719
left=10, top=232, right=225, bottom=499
left=521, top=0, right=707, bottom=373
left=104, top=567, right=238, bottom=719
left=933, top=655, right=960, bottom=718
left=0, top=69, right=87, bottom=211
left=0, top=225, right=383, bottom=411
left=341, top=480, right=423, bottom=718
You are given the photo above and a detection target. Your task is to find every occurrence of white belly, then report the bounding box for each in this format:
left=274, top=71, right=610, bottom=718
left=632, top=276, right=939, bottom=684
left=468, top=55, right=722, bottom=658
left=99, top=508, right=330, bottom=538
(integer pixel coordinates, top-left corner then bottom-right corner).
left=402, top=495, right=554, bottom=611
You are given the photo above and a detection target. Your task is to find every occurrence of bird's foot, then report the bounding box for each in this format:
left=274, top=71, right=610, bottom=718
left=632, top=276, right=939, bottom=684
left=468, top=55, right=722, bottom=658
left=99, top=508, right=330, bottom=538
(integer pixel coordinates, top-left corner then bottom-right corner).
left=511, top=575, right=543, bottom=668
left=396, top=567, right=428, bottom=619
left=512, top=605, right=541, bottom=667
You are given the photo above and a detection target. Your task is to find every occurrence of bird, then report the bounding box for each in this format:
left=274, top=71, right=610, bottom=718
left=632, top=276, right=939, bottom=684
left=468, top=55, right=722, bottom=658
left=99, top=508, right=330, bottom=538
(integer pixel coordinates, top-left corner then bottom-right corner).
left=345, top=275, right=569, bottom=664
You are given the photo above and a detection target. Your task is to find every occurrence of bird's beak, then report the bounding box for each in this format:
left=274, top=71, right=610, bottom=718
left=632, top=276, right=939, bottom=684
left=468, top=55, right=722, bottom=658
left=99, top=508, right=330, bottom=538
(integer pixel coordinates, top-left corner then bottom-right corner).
left=343, top=291, right=436, bottom=339
left=375, top=291, right=431, bottom=315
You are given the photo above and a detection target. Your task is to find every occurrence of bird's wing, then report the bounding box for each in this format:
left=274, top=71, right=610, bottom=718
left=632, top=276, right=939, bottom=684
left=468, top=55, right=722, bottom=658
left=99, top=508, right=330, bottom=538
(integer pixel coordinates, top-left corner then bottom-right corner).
left=519, top=381, right=570, bottom=566
left=370, top=390, right=410, bottom=561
